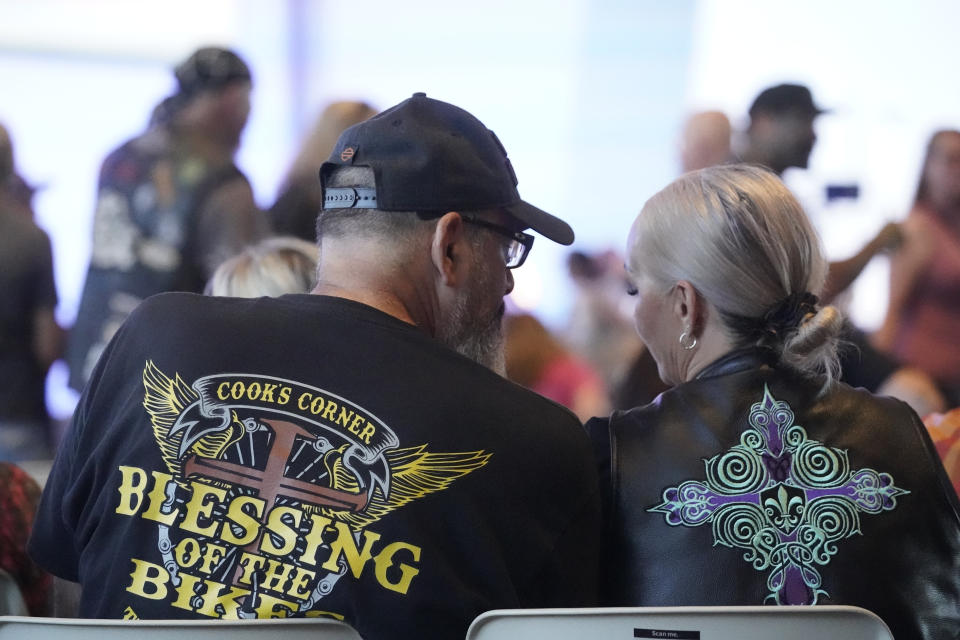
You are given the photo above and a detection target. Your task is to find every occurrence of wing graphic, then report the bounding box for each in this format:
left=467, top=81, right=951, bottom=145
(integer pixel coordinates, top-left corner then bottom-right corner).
left=142, top=360, right=243, bottom=478
left=320, top=444, right=491, bottom=529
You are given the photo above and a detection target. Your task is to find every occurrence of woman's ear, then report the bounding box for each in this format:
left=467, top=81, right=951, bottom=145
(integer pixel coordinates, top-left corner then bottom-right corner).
left=430, top=211, right=467, bottom=287
left=672, top=279, right=702, bottom=333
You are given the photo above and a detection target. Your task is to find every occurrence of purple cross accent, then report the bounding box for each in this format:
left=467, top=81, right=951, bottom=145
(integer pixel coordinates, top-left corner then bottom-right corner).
left=649, top=385, right=908, bottom=605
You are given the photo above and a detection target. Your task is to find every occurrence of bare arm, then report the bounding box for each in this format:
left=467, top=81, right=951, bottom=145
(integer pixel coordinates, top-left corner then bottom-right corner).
left=822, top=222, right=902, bottom=303
left=873, top=217, right=933, bottom=351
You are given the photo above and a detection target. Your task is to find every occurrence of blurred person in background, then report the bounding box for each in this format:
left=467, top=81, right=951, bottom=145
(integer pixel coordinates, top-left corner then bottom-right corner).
left=679, top=110, right=732, bottom=173
left=613, top=110, right=734, bottom=409
left=66, top=46, right=267, bottom=392
left=205, top=235, right=318, bottom=297
left=505, top=312, right=610, bottom=422
left=270, top=100, right=377, bottom=241
left=738, top=83, right=942, bottom=416
left=874, top=129, right=960, bottom=405
left=588, top=164, right=960, bottom=639
left=0, top=123, right=63, bottom=461
left=564, top=250, right=643, bottom=395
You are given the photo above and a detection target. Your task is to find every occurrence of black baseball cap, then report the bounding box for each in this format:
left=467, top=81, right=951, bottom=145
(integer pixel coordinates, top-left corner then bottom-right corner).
left=320, top=92, right=574, bottom=245
left=748, top=84, right=827, bottom=119
left=174, top=47, right=252, bottom=98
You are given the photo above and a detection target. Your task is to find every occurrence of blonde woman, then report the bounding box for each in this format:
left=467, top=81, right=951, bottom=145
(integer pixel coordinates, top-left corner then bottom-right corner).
left=588, top=164, right=960, bottom=639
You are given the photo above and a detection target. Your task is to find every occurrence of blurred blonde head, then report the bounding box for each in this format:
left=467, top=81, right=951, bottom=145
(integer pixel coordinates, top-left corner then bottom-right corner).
left=206, top=236, right=319, bottom=298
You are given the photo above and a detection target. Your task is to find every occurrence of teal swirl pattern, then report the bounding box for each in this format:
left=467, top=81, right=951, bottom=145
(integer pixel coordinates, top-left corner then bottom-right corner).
left=649, top=385, right=908, bottom=605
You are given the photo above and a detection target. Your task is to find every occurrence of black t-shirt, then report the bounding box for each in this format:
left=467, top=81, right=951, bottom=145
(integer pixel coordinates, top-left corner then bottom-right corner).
left=0, top=209, right=57, bottom=423
left=31, top=293, right=600, bottom=638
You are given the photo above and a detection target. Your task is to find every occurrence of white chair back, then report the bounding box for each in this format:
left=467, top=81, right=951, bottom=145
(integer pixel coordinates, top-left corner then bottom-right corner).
left=466, top=606, right=894, bottom=640
left=0, top=617, right=363, bottom=640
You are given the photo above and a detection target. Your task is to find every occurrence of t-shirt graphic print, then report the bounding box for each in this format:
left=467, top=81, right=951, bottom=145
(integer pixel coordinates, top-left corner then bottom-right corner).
left=117, top=361, right=490, bottom=619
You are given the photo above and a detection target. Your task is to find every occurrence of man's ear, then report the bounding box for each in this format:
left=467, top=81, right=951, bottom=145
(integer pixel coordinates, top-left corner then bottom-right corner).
left=430, top=211, right=468, bottom=287
left=672, top=279, right=702, bottom=334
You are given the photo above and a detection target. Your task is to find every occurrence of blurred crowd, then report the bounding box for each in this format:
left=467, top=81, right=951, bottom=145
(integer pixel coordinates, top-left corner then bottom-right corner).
left=2, top=47, right=960, bottom=629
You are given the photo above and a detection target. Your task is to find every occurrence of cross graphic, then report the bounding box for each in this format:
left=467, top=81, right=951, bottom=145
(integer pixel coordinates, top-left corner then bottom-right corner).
left=181, top=418, right=369, bottom=588
left=183, top=418, right=369, bottom=512
left=649, top=386, right=907, bottom=605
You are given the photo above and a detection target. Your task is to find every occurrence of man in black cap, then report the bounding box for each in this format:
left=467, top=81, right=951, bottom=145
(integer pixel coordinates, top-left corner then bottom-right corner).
left=66, top=46, right=267, bottom=392
left=741, top=83, right=826, bottom=175
left=30, top=93, right=601, bottom=638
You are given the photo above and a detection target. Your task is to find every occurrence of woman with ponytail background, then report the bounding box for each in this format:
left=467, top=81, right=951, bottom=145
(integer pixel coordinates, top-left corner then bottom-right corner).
left=587, top=164, right=960, bottom=640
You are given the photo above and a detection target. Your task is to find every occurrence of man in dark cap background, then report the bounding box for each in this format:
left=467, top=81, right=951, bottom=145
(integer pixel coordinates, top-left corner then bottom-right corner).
left=739, top=83, right=943, bottom=416
left=30, top=93, right=600, bottom=639
left=741, top=83, right=825, bottom=175
left=66, top=46, right=266, bottom=392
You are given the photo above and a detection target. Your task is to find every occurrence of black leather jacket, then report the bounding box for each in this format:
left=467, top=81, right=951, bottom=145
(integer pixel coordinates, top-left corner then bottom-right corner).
left=588, top=348, right=960, bottom=640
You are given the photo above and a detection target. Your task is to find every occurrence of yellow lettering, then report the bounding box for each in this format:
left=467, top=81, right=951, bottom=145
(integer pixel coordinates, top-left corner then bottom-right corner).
left=126, top=558, right=169, bottom=600
left=299, top=513, right=335, bottom=566
left=252, top=591, right=299, bottom=618
left=173, top=537, right=203, bottom=569
left=237, top=552, right=266, bottom=586
left=261, top=505, right=303, bottom=556
left=198, top=542, right=228, bottom=575
left=170, top=571, right=202, bottom=611
left=359, top=422, right=376, bottom=445
left=259, top=558, right=294, bottom=593
left=195, top=579, right=248, bottom=619
left=247, top=382, right=261, bottom=401
left=231, top=381, right=245, bottom=400
left=322, top=521, right=380, bottom=577
left=217, top=382, right=230, bottom=400
left=338, top=407, right=356, bottom=432
left=374, top=541, right=421, bottom=594
left=220, top=494, right=265, bottom=546
left=260, top=383, right=277, bottom=403
left=278, top=387, right=291, bottom=405
left=288, top=567, right=316, bottom=599
left=115, top=466, right=148, bottom=516
left=321, top=400, right=338, bottom=422
left=141, top=471, right=179, bottom=525
left=309, top=395, right=324, bottom=415
left=181, top=481, right=227, bottom=537
left=349, top=414, right=365, bottom=436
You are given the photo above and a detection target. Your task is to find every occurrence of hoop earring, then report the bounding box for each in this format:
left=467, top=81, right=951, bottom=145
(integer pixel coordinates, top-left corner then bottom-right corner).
left=679, top=330, right=698, bottom=351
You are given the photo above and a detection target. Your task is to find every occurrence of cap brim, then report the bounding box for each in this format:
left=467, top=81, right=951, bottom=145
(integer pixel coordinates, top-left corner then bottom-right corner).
left=505, top=200, right=575, bottom=246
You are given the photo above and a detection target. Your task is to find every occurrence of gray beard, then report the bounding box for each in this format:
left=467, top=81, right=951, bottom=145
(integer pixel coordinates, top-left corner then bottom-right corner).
left=437, top=293, right=506, bottom=376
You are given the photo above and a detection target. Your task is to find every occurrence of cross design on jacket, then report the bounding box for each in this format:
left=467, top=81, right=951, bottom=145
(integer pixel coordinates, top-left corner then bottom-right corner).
left=649, top=385, right=908, bottom=605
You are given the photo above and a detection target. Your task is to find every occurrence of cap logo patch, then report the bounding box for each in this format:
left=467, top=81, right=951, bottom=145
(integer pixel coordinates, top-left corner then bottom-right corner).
left=340, top=146, right=356, bottom=162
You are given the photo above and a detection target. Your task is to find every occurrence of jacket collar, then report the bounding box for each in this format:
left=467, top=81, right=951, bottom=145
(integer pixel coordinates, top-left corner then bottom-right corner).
left=694, top=346, right=777, bottom=381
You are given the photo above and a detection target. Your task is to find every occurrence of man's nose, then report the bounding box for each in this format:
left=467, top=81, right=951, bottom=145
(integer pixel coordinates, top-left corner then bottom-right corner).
left=504, top=268, right=515, bottom=296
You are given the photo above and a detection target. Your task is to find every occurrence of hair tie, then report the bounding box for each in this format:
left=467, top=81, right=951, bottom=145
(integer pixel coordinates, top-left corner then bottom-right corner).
left=722, top=291, right=819, bottom=347
left=762, top=291, right=818, bottom=338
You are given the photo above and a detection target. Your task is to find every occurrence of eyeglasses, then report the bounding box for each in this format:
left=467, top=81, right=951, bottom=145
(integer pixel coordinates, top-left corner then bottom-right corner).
left=461, top=215, right=535, bottom=268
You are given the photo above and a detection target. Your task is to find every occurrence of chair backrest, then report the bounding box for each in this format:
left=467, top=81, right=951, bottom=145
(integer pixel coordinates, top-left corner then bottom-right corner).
left=466, top=606, right=894, bottom=640
left=0, top=572, right=27, bottom=617
left=0, top=617, right=364, bottom=640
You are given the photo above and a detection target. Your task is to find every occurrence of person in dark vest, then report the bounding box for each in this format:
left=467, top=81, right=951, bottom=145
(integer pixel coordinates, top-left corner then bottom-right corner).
left=66, top=46, right=267, bottom=392
left=588, top=164, right=960, bottom=639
